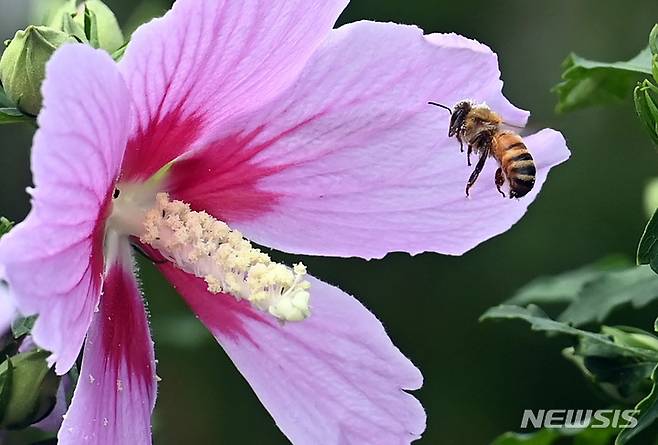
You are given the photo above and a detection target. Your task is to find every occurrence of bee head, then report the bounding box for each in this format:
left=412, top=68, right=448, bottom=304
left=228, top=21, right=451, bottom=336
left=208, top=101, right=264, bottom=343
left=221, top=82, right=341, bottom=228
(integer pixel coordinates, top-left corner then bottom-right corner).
left=448, top=101, right=472, bottom=137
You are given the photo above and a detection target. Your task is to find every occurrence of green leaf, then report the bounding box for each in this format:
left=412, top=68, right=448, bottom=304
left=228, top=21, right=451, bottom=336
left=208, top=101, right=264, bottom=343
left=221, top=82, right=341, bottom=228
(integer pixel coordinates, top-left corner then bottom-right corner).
left=554, top=48, right=652, bottom=113
left=491, top=429, right=560, bottom=445
left=491, top=428, right=615, bottom=445
left=0, top=218, right=13, bottom=238
left=481, top=305, right=658, bottom=359
left=11, top=316, right=37, bottom=339
left=559, top=267, right=658, bottom=326
left=482, top=305, right=658, bottom=358
left=574, top=428, right=619, bottom=445
left=508, top=264, right=612, bottom=307
left=616, top=364, right=658, bottom=444
left=481, top=304, right=597, bottom=337
left=482, top=306, right=658, bottom=403
left=639, top=208, right=658, bottom=272
left=0, top=358, right=14, bottom=425
left=506, top=262, right=658, bottom=327
left=0, top=107, right=34, bottom=125
left=565, top=326, right=658, bottom=403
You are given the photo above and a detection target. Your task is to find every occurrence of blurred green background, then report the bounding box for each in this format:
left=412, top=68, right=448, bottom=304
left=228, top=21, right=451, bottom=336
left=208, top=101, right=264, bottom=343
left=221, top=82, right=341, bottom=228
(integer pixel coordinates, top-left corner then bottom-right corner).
left=2, top=0, right=658, bottom=443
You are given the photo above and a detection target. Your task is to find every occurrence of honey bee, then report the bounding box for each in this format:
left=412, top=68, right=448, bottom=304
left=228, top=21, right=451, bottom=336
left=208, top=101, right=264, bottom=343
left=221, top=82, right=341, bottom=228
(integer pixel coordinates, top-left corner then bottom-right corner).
left=429, top=100, right=536, bottom=199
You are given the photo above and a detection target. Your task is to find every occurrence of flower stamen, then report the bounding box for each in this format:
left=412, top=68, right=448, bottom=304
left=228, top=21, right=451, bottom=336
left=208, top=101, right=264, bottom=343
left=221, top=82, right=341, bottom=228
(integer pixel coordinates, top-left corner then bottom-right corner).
left=140, top=193, right=311, bottom=322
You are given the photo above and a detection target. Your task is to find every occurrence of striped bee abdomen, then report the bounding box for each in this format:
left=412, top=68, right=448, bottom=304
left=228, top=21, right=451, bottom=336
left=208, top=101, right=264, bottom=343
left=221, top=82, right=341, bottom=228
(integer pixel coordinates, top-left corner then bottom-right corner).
left=498, top=135, right=536, bottom=199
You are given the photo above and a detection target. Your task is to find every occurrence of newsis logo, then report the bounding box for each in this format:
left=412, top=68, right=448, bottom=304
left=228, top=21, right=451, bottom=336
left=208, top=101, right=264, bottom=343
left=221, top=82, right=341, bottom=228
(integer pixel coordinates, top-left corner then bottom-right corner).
left=520, top=409, right=639, bottom=430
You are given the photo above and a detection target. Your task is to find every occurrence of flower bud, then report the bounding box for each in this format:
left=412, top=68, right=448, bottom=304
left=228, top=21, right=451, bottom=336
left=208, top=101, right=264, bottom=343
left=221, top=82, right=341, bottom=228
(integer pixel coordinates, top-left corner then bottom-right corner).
left=48, top=0, right=124, bottom=53
left=0, top=26, right=76, bottom=115
left=0, top=350, right=60, bottom=429
left=644, top=178, right=658, bottom=218
left=634, top=79, right=658, bottom=146
left=602, top=326, right=658, bottom=352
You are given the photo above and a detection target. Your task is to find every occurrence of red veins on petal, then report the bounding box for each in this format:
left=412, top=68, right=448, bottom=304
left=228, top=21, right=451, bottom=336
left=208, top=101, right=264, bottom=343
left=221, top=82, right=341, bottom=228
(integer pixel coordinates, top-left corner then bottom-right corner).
left=122, top=109, right=204, bottom=181
left=159, top=263, right=269, bottom=344
left=100, top=265, right=154, bottom=384
left=166, top=127, right=282, bottom=223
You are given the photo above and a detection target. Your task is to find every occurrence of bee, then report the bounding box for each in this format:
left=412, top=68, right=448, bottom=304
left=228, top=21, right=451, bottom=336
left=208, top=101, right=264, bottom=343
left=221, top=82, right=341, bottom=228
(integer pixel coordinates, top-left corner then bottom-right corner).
left=429, top=100, right=535, bottom=199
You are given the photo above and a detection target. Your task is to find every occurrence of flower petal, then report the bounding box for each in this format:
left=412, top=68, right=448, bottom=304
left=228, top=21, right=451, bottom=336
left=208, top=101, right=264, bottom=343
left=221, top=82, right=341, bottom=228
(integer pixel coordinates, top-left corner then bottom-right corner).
left=161, top=264, right=425, bottom=444
left=119, top=0, right=349, bottom=180
left=59, top=242, right=156, bottom=445
left=0, top=44, right=130, bottom=374
left=167, top=22, right=569, bottom=259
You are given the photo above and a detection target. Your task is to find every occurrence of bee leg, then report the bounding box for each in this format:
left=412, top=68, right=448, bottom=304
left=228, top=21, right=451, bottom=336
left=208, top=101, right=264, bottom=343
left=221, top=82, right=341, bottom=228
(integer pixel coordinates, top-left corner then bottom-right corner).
left=457, top=134, right=464, bottom=152
left=467, top=145, right=473, bottom=166
left=495, top=167, right=506, bottom=197
left=465, top=147, right=489, bottom=197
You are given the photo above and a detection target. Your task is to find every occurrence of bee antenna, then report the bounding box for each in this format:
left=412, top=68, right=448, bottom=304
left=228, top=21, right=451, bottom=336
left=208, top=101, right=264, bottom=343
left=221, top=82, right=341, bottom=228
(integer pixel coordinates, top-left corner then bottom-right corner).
left=428, top=101, right=452, bottom=115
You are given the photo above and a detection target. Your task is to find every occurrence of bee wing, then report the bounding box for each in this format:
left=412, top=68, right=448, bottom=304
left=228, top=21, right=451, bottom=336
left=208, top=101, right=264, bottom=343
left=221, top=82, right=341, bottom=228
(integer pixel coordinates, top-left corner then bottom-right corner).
left=501, top=121, right=540, bottom=136
left=501, top=121, right=525, bottom=130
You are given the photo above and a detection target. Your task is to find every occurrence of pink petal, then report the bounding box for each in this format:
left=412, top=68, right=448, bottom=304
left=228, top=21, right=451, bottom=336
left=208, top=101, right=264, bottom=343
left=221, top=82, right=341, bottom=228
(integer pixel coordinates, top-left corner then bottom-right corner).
left=59, top=243, right=156, bottom=445
left=167, top=23, right=569, bottom=259
left=161, top=264, right=425, bottom=444
left=0, top=44, right=130, bottom=374
left=119, top=0, right=349, bottom=180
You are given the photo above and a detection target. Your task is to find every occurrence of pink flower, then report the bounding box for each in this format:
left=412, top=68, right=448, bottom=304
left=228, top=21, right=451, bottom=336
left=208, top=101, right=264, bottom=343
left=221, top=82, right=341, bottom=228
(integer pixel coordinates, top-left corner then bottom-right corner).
left=0, top=1, right=569, bottom=444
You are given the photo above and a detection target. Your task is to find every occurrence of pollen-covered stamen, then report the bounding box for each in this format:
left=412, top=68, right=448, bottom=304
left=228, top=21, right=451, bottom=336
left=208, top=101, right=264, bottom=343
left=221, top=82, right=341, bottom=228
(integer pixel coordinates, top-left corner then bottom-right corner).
left=140, top=193, right=311, bottom=322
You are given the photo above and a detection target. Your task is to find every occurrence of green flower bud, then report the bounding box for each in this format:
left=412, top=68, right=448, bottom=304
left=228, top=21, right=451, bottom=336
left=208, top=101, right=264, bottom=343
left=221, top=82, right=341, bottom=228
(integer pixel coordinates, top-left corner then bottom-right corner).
left=644, top=178, right=658, bottom=219
left=650, top=24, right=658, bottom=56
left=634, top=79, right=658, bottom=146
left=0, top=26, right=77, bottom=115
left=602, top=326, right=658, bottom=352
left=0, top=350, right=60, bottom=429
left=48, top=0, right=124, bottom=53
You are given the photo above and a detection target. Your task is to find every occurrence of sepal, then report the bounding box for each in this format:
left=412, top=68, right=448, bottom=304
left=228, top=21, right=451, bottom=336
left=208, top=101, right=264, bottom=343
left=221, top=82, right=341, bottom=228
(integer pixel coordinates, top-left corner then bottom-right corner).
left=0, top=26, right=77, bottom=115
left=0, top=350, right=60, bottom=430
left=47, top=0, right=124, bottom=53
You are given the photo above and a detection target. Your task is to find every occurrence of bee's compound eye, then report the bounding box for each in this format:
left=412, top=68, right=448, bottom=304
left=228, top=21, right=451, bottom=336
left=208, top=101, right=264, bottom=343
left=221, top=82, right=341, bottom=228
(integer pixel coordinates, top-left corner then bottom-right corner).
left=113, top=188, right=121, bottom=199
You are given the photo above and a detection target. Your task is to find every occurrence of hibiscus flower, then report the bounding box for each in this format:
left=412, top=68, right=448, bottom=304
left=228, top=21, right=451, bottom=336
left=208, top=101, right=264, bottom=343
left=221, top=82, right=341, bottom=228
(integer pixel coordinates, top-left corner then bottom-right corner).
left=0, top=0, right=569, bottom=444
